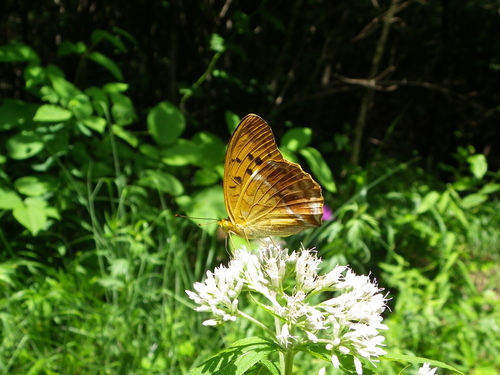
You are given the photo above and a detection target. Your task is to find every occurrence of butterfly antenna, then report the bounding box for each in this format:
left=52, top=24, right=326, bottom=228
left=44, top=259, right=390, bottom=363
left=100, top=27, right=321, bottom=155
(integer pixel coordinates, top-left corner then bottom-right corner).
left=175, top=213, right=218, bottom=221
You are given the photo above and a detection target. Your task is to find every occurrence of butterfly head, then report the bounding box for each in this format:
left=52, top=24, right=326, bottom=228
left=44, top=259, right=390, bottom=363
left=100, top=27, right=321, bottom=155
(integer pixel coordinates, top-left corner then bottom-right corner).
left=218, top=218, right=252, bottom=239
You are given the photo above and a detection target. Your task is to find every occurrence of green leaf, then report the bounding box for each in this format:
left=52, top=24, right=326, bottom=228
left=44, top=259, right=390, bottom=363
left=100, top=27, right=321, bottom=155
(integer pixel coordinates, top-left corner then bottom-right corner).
left=281, top=127, right=312, bottom=151
left=187, top=337, right=279, bottom=375
left=12, top=198, right=49, bottom=236
left=193, top=168, right=220, bottom=186
left=137, top=170, right=184, bottom=196
left=47, top=72, right=82, bottom=105
left=383, top=353, right=465, bottom=374
left=299, top=147, right=336, bottom=193
left=0, top=187, right=23, bottom=209
left=91, top=30, right=128, bottom=52
left=57, top=40, right=87, bottom=56
left=24, top=65, right=46, bottom=89
left=103, top=82, right=129, bottom=93
left=88, top=51, right=124, bottom=81
left=225, top=110, right=241, bottom=133
left=467, top=154, right=487, bottom=179
left=0, top=99, right=38, bottom=131
left=139, top=144, right=160, bottom=160
left=0, top=42, right=40, bottom=63
left=161, top=139, right=201, bottom=166
left=110, top=93, right=136, bottom=125
left=6, top=132, right=45, bottom=160
left=112, top=125, right=139, bottom=147
left=14, top=176, right=58, bottom=197
left=192, top=131, right=225, bottom=168
left=80, top=117, right=107, bottom=133
left=479, top=183, right=500, bottom=195
left=209, top=33, right=225, bottom=52
left=68, top=94, right=93, bottom=119
left=176, top=185, right=225, bottom=236
left=148, top=101, right=186, bottom=145
left=417, top=191, right=440, bottom=214
left=33, top=104, right=72, bottom=122
left=461, top=193, right=488, bottom=209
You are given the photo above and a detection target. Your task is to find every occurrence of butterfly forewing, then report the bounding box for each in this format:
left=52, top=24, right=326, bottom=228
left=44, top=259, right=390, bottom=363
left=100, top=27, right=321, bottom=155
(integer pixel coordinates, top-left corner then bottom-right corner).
left=223, top=115, right=282, bottom=221
left=220, top=114, right=324, bottom=239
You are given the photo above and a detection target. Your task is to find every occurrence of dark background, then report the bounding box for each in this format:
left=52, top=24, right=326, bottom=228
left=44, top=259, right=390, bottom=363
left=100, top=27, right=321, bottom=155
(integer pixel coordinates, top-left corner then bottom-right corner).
left=2, top=0, right=499, bottom=173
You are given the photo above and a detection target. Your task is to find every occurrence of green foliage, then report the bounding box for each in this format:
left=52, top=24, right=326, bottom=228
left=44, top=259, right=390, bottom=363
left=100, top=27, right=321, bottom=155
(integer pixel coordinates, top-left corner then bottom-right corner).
left=1, top=11, right=499, bottom=373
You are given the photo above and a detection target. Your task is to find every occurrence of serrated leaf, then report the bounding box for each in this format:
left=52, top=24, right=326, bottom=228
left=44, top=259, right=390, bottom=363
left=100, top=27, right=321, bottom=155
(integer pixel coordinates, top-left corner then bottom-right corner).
left=299, top=147, right=336, bottom=193
left=33, top=104, right=72, bottom=122
left=148, top=101, right=185, bottom=145
left=187, top=337, right=279, bottom=375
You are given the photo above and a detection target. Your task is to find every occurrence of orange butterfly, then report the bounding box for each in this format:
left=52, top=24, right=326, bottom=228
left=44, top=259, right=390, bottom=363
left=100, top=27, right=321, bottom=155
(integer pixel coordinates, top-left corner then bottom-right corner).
left=218, top=114, right=324, bottom=239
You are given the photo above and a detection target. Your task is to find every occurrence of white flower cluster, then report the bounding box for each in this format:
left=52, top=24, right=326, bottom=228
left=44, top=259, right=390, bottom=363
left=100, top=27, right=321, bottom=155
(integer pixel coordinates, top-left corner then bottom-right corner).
left=186, top=244, right=389, bottom=374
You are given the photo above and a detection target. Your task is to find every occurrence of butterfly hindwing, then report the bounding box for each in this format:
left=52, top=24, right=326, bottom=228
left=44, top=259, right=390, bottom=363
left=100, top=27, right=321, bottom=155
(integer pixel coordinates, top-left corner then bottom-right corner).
left=220, top=114, right=324, bottom=239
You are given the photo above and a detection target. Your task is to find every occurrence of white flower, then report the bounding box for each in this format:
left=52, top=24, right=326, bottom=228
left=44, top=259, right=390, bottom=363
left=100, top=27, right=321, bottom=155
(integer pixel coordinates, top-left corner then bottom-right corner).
left=186, top=244, right=389, bottom=374
left=418, top=363, right=438, bottom=375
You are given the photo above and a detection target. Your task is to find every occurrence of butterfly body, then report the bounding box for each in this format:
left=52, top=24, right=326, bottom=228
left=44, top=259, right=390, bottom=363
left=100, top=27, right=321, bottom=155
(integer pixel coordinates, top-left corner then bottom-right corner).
left=218, top=114, right=324, bottom=239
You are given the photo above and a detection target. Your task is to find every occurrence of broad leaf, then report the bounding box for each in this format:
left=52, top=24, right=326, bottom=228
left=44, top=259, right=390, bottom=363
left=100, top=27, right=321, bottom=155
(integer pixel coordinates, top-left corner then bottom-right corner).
left=299, top=147, right=336, bottom=193
left=148, top=101, right=185, bottom=145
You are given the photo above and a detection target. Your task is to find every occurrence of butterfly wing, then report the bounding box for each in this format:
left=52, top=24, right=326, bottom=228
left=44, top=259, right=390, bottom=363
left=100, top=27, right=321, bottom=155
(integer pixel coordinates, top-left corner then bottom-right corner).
left=221, top=114, right=324, bottom=238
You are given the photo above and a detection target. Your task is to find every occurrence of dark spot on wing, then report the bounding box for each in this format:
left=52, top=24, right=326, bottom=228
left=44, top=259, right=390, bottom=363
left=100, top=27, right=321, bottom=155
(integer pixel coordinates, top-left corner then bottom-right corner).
left=235, top=157, right=242, bottom=163
left=234, top=176, right=242, bottom=184
left=246, top=168, right=253, bottom=175
left=254, top=156, right=263, bottom=165
left=248, top=154, right=254, bottom=160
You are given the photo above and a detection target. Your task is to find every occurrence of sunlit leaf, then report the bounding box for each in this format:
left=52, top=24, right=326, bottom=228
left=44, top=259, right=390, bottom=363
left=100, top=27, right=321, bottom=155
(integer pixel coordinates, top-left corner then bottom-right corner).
left=33, top=104, right=72, bottom=122
left=281, top=127, right=312, bottom=151
left=467, top=154, right=487, bottom=180
left=12, top=198, right=48, bottom=236
left=14, top=176, right=58, bottom=197
left=299, top=147, right=336, bottom=193
left=0, top=187, right=23, bottom=209
left=417, top=191, right=440, bottom=214
left=6, top=133, right=45, bottom=159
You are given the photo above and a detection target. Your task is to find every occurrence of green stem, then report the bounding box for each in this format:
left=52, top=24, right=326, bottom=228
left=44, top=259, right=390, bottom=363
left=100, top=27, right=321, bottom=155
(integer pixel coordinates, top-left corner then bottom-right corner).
left=283, top=346, right=296, bottom=375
